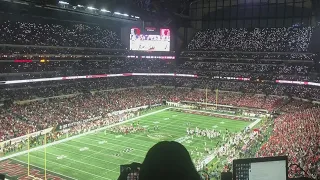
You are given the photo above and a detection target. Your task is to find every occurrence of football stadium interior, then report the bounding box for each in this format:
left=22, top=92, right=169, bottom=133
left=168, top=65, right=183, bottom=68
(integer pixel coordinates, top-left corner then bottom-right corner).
left=0, top=0, right=320, bottom=180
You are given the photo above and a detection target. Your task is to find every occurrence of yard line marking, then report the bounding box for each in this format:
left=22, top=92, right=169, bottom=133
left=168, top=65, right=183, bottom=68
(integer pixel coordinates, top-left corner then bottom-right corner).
left=172, top=108, right=261, bottom=121
left=67, top=140, right=145, bottom=159
left=12, top=158, right=78, bottom=180
left=248, top=118, right=262, bottom=129
left=0, top=107, right=171, bottom=161
left=42, top=150, right=119, bottom=174
left=51, top=145, right=119, bottom=165
left=84, top=135, right=154, bottom=150
left=51, top=145, right=128, bottom=165
left=20, top=154, right=112, bottom=180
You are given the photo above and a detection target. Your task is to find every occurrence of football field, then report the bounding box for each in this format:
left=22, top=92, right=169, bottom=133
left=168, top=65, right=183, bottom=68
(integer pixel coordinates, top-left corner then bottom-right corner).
left=1, top=108, right=252, bottom=180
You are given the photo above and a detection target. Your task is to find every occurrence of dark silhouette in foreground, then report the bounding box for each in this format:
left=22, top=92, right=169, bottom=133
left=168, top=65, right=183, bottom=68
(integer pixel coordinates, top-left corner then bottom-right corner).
left=117, top=141, right=201, bottom=180
left=139, top=141, right=201, bottom=180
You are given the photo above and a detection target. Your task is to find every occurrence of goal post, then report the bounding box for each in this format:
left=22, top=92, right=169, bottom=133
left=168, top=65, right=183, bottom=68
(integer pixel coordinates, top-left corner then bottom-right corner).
left=27, top=129, right=48, bottom=180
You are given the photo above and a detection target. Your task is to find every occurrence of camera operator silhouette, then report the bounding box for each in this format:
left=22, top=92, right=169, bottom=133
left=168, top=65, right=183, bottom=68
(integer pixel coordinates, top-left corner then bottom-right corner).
left=118, top=141, right=201, bottom=180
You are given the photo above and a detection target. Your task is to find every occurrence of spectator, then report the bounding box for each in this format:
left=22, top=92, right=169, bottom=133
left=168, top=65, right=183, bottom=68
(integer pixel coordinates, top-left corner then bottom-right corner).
left=139, top=141, right=201, bottom=180
left=187, top=27, right=313, bottom=52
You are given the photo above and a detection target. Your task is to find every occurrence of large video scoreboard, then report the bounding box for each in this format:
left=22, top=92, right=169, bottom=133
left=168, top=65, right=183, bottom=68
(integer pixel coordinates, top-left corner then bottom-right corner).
left=129, top=27, right=171, bottom=52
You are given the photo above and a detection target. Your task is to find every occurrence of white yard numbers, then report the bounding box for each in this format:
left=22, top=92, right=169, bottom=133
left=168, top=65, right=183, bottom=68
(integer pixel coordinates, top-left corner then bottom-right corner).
left=57, top=155, right=67, bottom=160
left=79, top=147, right=89, bottom=151
left=175, top=136, right=190, bottom=143
left=98, top=140, right=107, bottom=144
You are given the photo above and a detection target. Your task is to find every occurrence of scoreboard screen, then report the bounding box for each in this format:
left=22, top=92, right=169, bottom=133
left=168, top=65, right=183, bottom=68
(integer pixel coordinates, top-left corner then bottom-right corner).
left=130, top=27, right=170, bottom=52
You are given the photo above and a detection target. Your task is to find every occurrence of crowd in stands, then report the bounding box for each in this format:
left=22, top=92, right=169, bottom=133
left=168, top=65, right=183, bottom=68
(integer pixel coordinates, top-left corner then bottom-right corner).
left=262, top=96, right=285, bottom=112
left=10, top=88, right=166, bottom=130
left=257, top=107, right=320, bottom=179
left=0, top=46, right=127, bottom=57
left=180, top=51, right=315, bottom=61
left=237, top=94, right=266, bottom=109
left=280, top=99, right=315, bottom=113
left=2, top=76, right=320, bottom=101
left=181, top=61, right=314, bottom=75
left=0, top=58, right=174, bottom=75
left=2, top=56, right=319, bottom=90
left=187, top=27, right=313, bottom=52
left=67, top=113, right=135, bottom=136
left=0, top=20, right=123, bottom=48
left=0, top=108, right=36, bottom=142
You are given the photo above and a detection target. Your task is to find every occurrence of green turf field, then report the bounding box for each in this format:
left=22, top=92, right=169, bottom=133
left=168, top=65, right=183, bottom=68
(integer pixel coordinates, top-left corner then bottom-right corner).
left=1, top=108, right=252, bottom=180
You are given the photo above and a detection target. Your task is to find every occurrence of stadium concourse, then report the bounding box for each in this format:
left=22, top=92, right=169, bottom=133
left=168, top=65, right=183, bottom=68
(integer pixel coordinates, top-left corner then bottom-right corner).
left=0, top=18, right=319, bottom=180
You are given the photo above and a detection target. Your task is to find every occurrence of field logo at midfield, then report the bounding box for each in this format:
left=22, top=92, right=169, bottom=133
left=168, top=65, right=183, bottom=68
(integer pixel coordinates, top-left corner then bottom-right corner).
left=147, top=133, right=173, bottom=140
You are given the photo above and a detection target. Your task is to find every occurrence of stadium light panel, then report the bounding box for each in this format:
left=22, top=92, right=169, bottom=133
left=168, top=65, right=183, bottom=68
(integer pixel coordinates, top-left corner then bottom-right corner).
left=135, top=16, right=140, bottom=19
left=122, top=13, right=129, bottom=16
left=77, top=4, right=84, bottom=7
left=87, top=6, right=97, bottom=10
left=101, top=9, right=110, bottom=12
left=114, top=12, right=121, bottom=15
left=58, top=1, right=69, bottom=5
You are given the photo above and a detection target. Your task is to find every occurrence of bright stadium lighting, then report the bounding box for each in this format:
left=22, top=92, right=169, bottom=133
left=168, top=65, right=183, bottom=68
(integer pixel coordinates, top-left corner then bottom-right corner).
left=77, top=4, right=84, bottom=7
left=58, top=1, right=69, bottom=5
left=87, top=6, right=97, bottom=10
left=135, top=16, right=140, bottom=19
left=100, top=9, right=110, bottom=12
left=122, top=13, right=129, bottom=17
left=114, top=12, right=121, bottom=15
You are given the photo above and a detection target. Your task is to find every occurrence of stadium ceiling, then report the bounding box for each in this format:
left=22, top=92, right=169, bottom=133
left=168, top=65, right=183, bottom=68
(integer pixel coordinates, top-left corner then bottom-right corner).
left=53, top=0, right=195, bottom=15
left=21, top=0, right=193, bottom=27
left=63, top=0, right=194, bottom=25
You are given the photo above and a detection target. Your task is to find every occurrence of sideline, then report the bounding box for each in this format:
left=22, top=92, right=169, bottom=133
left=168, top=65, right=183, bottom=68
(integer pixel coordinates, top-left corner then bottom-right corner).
left=248, top=118, right=262, bottom=129
left=172, top=107, right=261, bottom=121
left=0, top=107, right=171, bottom=161
left=200, top=113, right=263, bottom=168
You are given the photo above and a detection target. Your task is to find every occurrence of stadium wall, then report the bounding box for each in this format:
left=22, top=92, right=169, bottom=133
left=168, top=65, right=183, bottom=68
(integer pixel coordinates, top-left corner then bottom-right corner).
left=12, top=84, right=320, bottom=107
left=121, top=26, right=131, bottom=49
left=309, top=27, right=320, bottom=53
